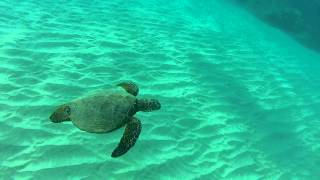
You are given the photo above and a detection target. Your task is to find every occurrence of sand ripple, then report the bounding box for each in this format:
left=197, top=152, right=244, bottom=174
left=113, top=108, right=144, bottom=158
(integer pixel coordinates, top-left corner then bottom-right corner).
left=1, top=0, right=320, bottom=179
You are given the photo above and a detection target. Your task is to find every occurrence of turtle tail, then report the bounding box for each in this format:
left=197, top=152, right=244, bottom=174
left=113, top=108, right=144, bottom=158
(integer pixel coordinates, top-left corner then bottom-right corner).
left=136, top=99, right=161, bottom=112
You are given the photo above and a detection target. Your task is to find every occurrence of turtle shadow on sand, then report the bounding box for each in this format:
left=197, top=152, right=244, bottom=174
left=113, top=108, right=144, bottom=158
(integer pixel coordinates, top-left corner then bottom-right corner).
left=49, top=81, right=161, bottom=158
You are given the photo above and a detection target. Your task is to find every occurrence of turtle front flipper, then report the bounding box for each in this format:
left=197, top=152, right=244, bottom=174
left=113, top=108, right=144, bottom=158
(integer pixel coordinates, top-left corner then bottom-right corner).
left=111, top=117, right=142, bottom=158
left=117, top=81, right=139, bottom=96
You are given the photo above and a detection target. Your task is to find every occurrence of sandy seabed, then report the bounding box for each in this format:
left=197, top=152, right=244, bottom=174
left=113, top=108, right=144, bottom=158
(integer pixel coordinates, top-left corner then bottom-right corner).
left=1, top=0, right=320, bottom=179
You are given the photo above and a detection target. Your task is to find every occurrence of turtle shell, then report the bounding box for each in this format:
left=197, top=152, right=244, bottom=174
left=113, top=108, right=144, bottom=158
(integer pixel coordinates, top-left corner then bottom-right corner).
left=68, top=87, right=136, bottom=133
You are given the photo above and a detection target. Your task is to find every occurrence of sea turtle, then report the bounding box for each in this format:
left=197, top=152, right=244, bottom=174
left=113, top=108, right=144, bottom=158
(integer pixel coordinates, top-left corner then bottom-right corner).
left=49, top=81, right=161, bottom=157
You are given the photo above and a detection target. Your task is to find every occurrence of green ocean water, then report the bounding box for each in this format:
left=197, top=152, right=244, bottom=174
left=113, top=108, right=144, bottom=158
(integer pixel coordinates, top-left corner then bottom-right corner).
left=1, top=0, right=320, bottom=179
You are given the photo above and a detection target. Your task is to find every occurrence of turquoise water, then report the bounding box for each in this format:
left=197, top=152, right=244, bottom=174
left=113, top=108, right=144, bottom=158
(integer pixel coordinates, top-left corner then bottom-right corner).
left=1, top=0, right=320, bottom=179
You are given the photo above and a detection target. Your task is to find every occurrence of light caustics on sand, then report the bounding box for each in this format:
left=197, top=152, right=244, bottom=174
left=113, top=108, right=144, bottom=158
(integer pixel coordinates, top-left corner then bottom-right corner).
left=0, top=0, right=320, bottom=179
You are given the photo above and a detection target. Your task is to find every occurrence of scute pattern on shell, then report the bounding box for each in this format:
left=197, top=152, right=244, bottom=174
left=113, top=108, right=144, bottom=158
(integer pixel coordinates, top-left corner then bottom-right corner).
left=69, top=87, right=137, bottom=133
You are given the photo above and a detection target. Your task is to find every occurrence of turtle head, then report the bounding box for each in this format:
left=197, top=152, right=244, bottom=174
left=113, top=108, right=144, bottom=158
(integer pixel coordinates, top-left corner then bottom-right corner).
left=50, top=105, right=71, bottom=123
left=136, top=99, right=161, bottom=112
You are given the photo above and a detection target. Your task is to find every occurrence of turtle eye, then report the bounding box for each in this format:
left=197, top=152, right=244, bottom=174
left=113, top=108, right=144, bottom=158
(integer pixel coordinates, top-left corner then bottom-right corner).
left=64, top=106, right=71, bottom=115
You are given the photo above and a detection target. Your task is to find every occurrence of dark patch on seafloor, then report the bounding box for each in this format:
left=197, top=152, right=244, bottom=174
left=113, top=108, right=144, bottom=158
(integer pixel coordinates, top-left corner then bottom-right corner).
left=233, top=0, right=320, bottom=53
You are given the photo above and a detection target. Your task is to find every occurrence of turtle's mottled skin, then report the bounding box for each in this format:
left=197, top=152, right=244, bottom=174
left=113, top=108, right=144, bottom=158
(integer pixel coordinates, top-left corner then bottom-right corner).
left=49, top=82, right=161, bottom=157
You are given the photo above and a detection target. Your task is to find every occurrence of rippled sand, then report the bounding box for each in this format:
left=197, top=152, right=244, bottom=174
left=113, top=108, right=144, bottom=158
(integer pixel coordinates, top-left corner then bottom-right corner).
left=1, top=0, right=320, bottom=179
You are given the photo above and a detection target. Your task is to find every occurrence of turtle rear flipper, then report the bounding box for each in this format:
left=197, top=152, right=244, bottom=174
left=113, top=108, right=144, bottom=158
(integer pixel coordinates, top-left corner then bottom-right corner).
left=111, top=117, right=141, bottom=157
left=117, top=81, right=139, bottom=96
